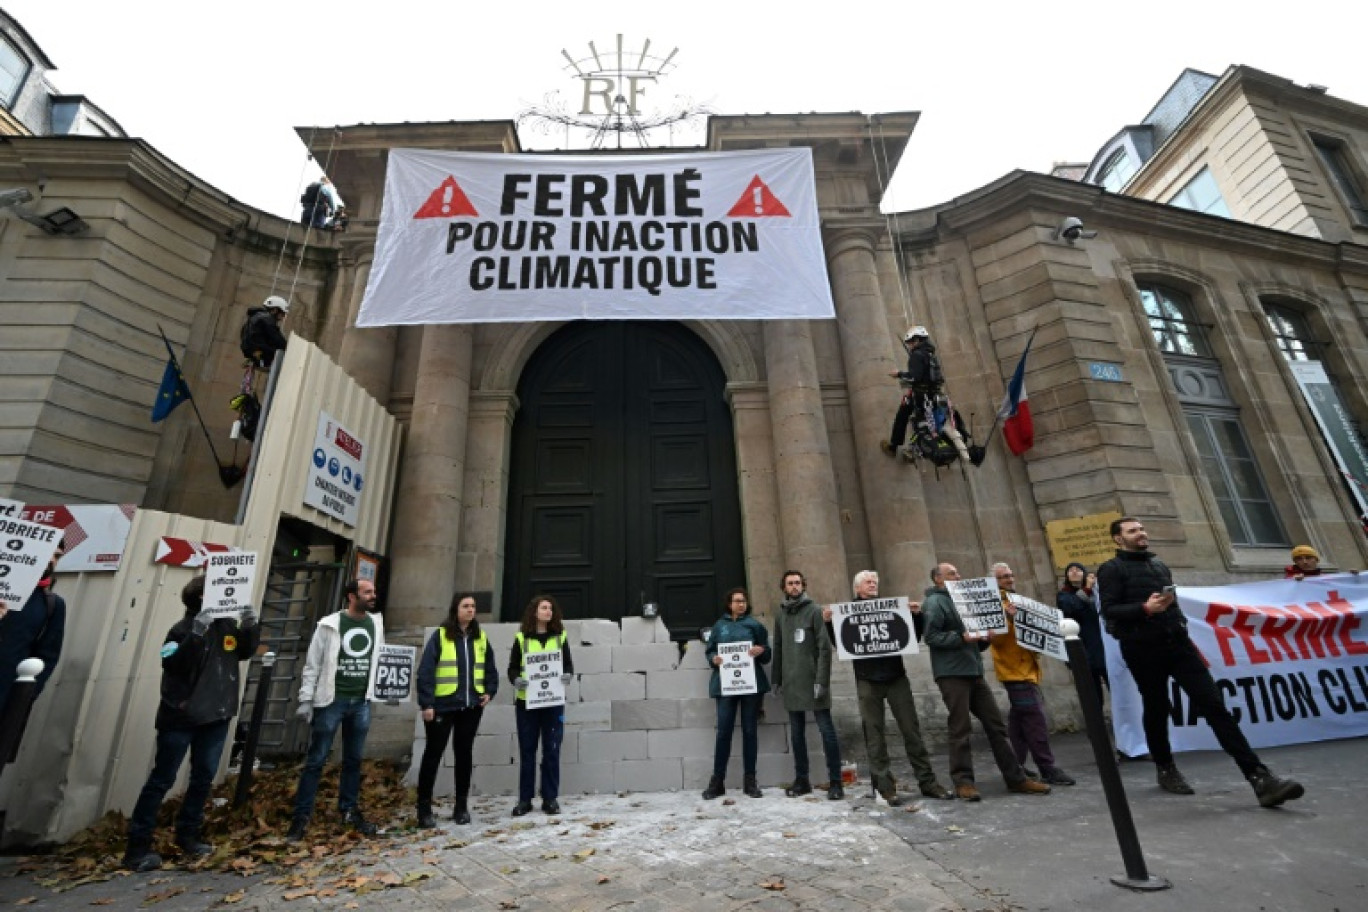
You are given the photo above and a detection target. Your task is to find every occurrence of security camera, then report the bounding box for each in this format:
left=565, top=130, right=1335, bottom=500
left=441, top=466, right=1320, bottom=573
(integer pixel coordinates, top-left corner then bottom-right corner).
left=1054, top=216, right=1098, bottom=243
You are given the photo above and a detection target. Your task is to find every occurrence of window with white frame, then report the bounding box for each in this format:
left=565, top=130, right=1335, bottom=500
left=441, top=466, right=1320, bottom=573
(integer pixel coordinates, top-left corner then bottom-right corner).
left=1169, top=167, right=1231, bottom=217
left=1138, top=284, right=1211, bottom=356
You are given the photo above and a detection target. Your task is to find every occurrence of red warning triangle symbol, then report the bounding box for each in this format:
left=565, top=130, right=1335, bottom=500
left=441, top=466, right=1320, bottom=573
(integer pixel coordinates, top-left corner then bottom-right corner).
left=726, top=175, right=791, bottom=218
left=413, top=176, right=479, bottom=219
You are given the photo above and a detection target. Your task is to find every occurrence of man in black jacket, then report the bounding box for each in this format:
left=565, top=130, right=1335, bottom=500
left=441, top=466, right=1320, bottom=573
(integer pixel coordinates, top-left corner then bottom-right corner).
left=123, top=577, right=260, bottom=871
left=1098, top=517, right=1304, bottom=807
left=825, top=571, right=952, bottom=804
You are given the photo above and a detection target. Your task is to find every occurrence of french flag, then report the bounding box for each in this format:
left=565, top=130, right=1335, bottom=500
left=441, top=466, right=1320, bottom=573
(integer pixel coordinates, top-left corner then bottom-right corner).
left=998, top=334, right=1035, bottom=456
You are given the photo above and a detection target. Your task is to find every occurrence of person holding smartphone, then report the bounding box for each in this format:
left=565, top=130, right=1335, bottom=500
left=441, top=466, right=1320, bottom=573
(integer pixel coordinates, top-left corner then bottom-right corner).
left=1098, top=518, right=1304, bottom=808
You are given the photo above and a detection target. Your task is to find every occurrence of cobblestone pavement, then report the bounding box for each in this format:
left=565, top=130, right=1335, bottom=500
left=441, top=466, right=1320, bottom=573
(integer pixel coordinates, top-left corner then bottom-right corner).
left=2, top=733, right=1364, bottom=911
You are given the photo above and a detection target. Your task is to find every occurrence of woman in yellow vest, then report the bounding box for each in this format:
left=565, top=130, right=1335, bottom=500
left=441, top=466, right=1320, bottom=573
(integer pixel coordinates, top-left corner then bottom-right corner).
left=415, top=593, right=498, bottom=827
left=507, top=594, right=574, bottom=817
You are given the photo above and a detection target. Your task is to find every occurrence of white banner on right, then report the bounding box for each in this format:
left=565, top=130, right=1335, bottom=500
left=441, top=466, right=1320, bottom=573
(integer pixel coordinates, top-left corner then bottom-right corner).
left=1107, top=574, right=1368, bottom=756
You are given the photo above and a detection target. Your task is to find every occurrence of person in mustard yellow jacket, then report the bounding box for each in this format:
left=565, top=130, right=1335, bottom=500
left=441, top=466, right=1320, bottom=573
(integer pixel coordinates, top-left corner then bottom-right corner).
left=415, top=593, right=498, bottom=828
left=988, top=563, right=1074, bottom=786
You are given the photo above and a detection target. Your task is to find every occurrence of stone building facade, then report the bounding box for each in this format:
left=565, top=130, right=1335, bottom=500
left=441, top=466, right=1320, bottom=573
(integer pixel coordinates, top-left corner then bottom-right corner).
left=6, top=43, right=1368, bottom=769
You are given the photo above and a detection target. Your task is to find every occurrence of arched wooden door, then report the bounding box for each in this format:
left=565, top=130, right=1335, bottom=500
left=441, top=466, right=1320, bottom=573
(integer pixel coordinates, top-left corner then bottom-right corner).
left=503, top=322, right=744, bottom=635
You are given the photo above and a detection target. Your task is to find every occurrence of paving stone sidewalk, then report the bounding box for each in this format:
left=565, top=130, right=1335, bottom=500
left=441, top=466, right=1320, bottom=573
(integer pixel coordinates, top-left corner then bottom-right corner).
left=2, top=732, right=1364, bottom=911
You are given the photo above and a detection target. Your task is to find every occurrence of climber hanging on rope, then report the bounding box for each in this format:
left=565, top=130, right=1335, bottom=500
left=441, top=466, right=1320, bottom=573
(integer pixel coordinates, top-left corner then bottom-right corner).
left=880, top=325, right=986, bottom=470
left=240, top=295, right=291, bottom=370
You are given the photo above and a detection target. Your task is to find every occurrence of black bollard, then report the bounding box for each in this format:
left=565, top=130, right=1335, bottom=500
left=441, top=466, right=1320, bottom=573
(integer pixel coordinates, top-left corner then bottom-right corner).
left=0, top=659, right=44, bottom=776
left=1063, top=630, right=1170, bottom=891
left=232, top=652, right=276, bottom=809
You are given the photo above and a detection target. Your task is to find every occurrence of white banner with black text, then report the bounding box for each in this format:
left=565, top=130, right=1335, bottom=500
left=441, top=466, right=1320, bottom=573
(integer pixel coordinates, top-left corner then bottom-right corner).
left=358, top=148, right=835, bottom=325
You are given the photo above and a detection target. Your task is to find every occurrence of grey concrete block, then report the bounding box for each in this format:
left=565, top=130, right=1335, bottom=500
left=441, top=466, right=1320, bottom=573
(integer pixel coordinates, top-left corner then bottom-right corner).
left=470, top=763, right=519, bottom=796
left=612, top=643, right=680, bottom=673
left=647, top=727, right=717, bottom=759
left=564, top=700, right=612, bottom=729
left=472, top=733, right=516, bottom=766
left=577, top=619, right=621, bottom=646
left=615, top=758, right=682, bottom=791
left=560, top=761, right=616, bottom=794
left=612, top=699, right=681, bottom=731
left=578, top=672, right=646, bottom=703
left=560, top=730, right=579, bottom=764
left=679, top=698, right=718, bottom=728
left=677, top=640, right=712, bottom=669
left=571, top=645, right=613, bottom=675
left=562, top=620, right=582, bottom=644
left=645, top=669, right=712, bottom=700
left=480, top=704, right=518, bottom=735
left=482, top=622, right=521, bottom=652
left=577, top=730, right=648, bottom=764
left=620, top=617, right=670, bottom=645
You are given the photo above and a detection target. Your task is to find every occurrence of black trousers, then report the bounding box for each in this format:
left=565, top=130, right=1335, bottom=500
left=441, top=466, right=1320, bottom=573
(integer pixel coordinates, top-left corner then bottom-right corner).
left=890, top=390, right=933, bottom=447
left=416, top=707, right=485, bottom=806
left=1120, top=638, right=1261, bottom=777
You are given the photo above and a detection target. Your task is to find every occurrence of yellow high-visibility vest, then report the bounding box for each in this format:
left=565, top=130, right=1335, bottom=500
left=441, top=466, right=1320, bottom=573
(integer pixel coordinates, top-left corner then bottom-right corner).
left=435, top=627, right=488, bottom=697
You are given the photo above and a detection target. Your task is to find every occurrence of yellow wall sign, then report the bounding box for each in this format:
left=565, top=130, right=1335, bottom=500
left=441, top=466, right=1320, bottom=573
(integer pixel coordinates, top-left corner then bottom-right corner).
left=1044, top=512, right=1122, bottom=572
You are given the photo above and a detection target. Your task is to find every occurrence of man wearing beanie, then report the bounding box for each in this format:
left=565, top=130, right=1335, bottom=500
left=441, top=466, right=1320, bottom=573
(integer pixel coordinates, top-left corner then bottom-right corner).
left=1285, top=545, right=1322, bottom=580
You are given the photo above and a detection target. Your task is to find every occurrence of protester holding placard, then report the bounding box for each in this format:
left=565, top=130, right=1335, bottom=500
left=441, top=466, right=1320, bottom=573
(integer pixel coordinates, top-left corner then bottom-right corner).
left=123, top=577, right=260, bottom=871
left=701, top=588, right=770, bottom=800
left=1099, top=517, right=1305, bottom=807
left=507, top=595, right=573, bottom=817
left=826, top=571, right=953, bottom=804
left=415, top=593, right=498, bottom=828
left=1057, top=562, right=1107, bottom=701
left=0, top=536, right=64, bottom=714
left=922, top=562, right=1050, bottom=801
left=288, top=579, right=386, bottom=841
left=1284, top=545, right=1323, bottom=580
left=988, top=563, right=1075, bottom=787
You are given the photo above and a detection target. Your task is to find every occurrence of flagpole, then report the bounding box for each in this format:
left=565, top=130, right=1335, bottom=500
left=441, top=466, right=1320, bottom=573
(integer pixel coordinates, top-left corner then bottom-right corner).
left=157, top=324, right=228, bottom=469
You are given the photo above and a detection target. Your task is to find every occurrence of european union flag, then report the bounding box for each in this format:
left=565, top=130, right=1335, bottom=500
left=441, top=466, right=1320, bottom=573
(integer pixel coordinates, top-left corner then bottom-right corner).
left=151, top=328, right=192, bottom=422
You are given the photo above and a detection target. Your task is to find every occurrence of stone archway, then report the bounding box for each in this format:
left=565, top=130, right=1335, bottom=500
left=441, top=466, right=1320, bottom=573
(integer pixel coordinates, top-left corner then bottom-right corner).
left=501, top=321, right=745, bottom=635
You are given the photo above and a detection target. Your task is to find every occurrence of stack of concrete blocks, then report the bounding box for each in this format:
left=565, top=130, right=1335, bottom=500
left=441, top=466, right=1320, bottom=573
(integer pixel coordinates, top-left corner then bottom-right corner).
left=406, top=617, right=858, bottom=798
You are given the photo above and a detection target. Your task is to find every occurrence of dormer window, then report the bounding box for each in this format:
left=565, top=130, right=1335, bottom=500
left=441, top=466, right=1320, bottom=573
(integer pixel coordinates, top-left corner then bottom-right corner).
left=1097, top=149, right=1136, bottom=192
left=0, top=34, right=29, bottom=107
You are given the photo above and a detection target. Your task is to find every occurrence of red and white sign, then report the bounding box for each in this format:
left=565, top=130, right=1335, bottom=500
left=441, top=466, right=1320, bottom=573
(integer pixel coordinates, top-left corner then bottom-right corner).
left=154, top=537, right=233, bottom=568
left=21, top=503, right=135, bottom=572
left=1108, top=575, right=1368, bottom=755
left=304, top=411, right=366, bottom=527
left=358, top=148, right=834, bottom=325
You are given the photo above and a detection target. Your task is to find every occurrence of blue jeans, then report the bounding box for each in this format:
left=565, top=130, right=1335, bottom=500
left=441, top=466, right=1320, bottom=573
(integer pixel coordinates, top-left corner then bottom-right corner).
left=713, top=694, right=762, bottom=778
left=515, top=704, right=564, bottom=803
left=789, top=708, right=842, bottom=783
left=293, top=698, right=371, bottom=821
left=127, top=720, right=231, bottom=843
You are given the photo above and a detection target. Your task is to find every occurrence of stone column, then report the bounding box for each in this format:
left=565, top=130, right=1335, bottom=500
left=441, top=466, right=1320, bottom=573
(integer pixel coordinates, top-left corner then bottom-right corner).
left=460, top=390, right=520, bottom=614
left=826, top=226, right=934, bottom=598
left=763, top=320, right=850, bottom=605
left=386, top=324, right=473, bottom=630
left=336, top=255, right=397, bottom=405
left=726, top=382, right=784, bottom=613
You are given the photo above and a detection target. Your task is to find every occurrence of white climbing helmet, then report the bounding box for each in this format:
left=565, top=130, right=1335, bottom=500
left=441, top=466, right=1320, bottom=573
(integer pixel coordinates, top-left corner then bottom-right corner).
left=263, top=294, right=291, bottom=315
left=904, top=325, right=929, bottom=342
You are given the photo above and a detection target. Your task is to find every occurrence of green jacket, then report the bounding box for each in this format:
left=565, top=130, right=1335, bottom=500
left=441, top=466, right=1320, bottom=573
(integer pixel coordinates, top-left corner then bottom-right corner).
left=770, top=594, right=832, bottom=712
left=705, top=614, right=771, bottom=698
left=921, top=586, right=986, bottom=679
